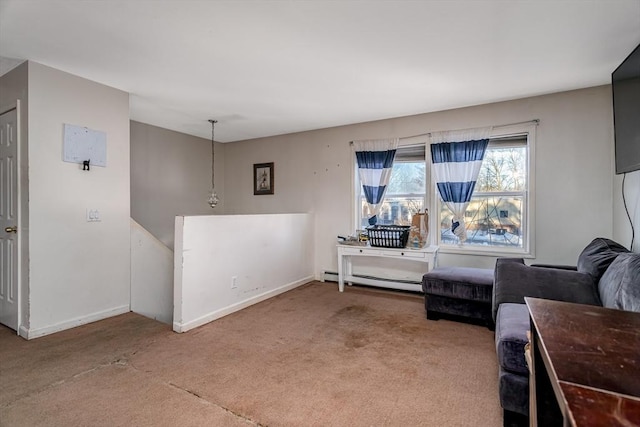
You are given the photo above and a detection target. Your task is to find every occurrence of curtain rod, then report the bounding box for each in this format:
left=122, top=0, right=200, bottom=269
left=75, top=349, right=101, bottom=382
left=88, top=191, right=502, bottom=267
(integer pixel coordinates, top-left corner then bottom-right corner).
left=349, top=119, right=539, bottom=144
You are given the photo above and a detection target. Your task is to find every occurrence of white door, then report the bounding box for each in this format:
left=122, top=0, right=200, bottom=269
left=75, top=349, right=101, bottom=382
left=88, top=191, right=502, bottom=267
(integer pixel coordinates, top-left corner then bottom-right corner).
left=0, top=108, right=19, bottom=331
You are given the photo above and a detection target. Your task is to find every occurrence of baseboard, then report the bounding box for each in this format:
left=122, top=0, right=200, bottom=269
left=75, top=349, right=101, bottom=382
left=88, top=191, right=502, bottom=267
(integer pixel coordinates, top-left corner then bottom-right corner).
left=321, top=271, right=338, bottom=282
left=20, top=305, right=130, bottom=340
left=173, top=276, right=313, bottom=333
left=18, top=325, right=29, bottom=339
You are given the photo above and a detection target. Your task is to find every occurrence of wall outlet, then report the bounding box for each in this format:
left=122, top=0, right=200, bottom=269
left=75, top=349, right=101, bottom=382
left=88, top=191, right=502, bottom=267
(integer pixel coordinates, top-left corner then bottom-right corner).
left=231, top=276, right=238, bottom=289
left=86, top=208, right=101, bottom=222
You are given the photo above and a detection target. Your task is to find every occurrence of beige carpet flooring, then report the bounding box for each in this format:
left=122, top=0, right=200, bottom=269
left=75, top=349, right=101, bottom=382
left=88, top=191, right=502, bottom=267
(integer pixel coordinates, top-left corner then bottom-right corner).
left=0, top=281, right=502, bottom=426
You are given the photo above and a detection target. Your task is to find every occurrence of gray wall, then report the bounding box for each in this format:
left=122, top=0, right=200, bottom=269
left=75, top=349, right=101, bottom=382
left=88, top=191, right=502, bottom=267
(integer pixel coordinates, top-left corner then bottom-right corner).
left=613, top=171, right=640, bottom=252
left=222, top=86, right=621, bottom=275
left=129, top=84, right=638, bottom=276
left=27, top=62, right=131, bottom=337
left=130, top=121, right=225, bottom=249
left=0, top=61, right=132, bottom=338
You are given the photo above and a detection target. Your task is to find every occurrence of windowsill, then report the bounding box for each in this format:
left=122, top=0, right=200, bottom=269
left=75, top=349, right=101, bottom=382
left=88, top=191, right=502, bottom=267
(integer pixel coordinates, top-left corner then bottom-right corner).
left=438, top=244, right=534, bottom=259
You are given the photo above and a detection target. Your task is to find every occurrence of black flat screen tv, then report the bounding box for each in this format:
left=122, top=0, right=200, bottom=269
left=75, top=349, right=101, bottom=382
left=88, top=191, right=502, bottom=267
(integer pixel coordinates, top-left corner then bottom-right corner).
left=612, top=43, right=640, bottom=174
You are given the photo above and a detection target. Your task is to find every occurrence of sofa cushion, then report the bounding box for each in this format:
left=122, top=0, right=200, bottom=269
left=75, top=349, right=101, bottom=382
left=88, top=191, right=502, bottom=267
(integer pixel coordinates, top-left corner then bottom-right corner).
left=577, top=238, right=629, bottom=281
left=422, top=267, right=494, bottom=302
left=598, top=252, right=640, bottom=313
left=495, top=303, right=530, bottom=375
left=498, top=367, right=529, bottom=416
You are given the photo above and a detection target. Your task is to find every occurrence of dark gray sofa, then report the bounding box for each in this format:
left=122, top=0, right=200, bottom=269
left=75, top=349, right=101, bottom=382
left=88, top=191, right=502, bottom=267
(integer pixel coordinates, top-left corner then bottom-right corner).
left=492, top=238, right=640, bottom=426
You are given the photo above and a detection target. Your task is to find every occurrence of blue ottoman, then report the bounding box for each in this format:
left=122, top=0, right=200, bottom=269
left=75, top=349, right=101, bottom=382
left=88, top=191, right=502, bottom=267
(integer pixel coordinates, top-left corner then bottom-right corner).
left=422, top=267, right=494, bottom=329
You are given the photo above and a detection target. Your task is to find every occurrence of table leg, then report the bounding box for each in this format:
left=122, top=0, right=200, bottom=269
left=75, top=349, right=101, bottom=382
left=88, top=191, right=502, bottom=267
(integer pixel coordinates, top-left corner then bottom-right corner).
left=337, top=251, right=345, bottom=292
left=531, top=321, right=563, bottom=426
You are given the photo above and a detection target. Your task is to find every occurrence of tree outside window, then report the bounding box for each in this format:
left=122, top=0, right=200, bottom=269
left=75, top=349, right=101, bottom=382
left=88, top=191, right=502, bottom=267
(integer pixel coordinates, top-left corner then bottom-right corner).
left=439, top=138, right=528, bottom=249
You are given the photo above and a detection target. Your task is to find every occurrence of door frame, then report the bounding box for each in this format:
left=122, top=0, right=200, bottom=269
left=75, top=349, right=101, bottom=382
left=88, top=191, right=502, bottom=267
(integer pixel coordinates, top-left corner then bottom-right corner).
left=1, top=100, right=22, bottom=335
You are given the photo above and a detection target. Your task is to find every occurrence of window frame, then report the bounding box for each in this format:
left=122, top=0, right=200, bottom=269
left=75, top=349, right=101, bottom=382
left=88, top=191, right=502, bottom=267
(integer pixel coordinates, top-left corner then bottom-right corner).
left=431, top=122, right=537, bottom=258
left=352, top=138, right=429, bottom=233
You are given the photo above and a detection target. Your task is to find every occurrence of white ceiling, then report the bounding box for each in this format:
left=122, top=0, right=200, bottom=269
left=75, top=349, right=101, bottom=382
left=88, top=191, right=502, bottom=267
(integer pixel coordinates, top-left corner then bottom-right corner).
left=1, top=0, right=639, bottom=143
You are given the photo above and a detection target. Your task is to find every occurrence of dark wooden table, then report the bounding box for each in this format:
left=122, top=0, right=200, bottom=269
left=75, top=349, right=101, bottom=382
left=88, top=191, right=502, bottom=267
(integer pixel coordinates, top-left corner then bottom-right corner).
left=526, top=298, right=640, bottom=427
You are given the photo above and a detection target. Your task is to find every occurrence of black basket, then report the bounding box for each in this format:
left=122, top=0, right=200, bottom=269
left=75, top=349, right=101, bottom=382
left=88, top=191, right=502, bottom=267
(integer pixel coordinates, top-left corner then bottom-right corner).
left=366, top=225, right=411, bottom=248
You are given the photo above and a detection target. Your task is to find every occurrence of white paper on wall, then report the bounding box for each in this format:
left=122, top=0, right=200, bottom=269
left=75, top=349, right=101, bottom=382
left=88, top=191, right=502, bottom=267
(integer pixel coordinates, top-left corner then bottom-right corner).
left=63, top=123, right=107, bottom=167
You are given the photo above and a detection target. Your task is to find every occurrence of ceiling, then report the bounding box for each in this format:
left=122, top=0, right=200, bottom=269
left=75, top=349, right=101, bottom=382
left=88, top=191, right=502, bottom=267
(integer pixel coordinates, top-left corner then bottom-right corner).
left=1, top=1, right=639, bottom=143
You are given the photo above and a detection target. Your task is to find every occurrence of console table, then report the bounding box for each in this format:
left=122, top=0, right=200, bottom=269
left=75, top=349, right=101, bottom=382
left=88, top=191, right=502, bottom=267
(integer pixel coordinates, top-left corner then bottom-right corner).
left=336, top=244, right=438, bottom=292
left=526, top=298, right=640, bottom=427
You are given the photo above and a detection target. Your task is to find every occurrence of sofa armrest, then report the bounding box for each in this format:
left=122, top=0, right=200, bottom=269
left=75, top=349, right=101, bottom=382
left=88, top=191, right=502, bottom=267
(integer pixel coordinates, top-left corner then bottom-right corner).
left=492, top=258, right=601, bottom=321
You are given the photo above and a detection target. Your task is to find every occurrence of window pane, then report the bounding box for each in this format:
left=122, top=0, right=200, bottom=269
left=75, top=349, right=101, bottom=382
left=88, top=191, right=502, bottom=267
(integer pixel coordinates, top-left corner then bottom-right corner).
left=360, top=196, right=425, bottom=228
left=356, top=145, right=426, bottom=230
left=386, top=162, right=425, bottom=194
left=440, top=196, right=524, bottom=248
left=358, top=159, right=426, bottom=229
left=438, top=140, right=528, bottom=250
left=476, top=147, right=526, bottom=192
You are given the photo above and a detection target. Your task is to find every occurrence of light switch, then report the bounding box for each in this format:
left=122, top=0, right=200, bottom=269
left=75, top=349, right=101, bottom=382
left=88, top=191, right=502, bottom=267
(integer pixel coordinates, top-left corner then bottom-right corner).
left=86, top=208, right=101, bottom=222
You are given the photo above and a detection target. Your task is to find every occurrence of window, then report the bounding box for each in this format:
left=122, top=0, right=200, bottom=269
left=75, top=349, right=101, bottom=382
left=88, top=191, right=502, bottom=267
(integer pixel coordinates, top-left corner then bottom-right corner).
left=356, top=144, right=426, bottom=230
left=436, top=129, right=534, bottom=256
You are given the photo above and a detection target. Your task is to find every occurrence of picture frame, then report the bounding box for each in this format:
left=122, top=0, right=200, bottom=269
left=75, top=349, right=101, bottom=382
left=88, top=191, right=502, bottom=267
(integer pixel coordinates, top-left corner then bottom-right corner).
left=253, top=162, right=274, bottom=195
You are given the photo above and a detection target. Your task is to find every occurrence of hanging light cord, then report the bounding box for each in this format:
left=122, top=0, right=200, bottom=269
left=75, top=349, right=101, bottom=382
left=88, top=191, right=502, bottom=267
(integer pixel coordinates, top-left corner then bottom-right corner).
left=209, top=119, right=217, bottom=189
left=206, top=119, right=220, bottom=208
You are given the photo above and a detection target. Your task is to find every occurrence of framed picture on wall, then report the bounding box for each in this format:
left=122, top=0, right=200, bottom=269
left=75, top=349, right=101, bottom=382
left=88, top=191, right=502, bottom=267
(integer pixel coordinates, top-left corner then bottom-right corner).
left=254, top=162, right=274, bottom=195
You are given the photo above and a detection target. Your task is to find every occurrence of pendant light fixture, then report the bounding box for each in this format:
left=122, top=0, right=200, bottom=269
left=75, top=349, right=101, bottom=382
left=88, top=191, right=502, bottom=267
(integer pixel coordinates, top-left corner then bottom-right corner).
left=207, top=119, right=219, bottom=208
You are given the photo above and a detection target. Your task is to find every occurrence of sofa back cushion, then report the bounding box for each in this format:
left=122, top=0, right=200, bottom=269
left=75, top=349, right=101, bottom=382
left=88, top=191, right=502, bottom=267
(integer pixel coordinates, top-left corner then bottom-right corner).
left=598, top=252, right=640, bottom=312
left=577, top=238, right=629, bottom=281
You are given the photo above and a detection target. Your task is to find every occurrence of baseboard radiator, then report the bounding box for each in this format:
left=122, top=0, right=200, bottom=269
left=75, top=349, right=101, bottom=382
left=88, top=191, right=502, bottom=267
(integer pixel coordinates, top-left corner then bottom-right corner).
left=321, top=271, right=421, bottom=285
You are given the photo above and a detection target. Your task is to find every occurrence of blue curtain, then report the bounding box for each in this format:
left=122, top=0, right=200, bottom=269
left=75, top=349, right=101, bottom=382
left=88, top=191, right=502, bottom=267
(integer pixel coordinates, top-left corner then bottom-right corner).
left=353, top=138, right=399, bottom=226
left=430, top=128, right=491, bottom=243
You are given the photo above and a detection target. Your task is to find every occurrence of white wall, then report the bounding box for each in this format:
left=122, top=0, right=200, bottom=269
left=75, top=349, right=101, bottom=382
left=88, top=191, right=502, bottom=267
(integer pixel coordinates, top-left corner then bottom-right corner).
left=173, top=213, right=314, bottom=333
left=224, top=86, right=616, bottom=272
left=130, top=121, right=225, bottom=249
left=24, top=62, right=131, bottom=338
left=131, top=219, right=173, bottom=324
